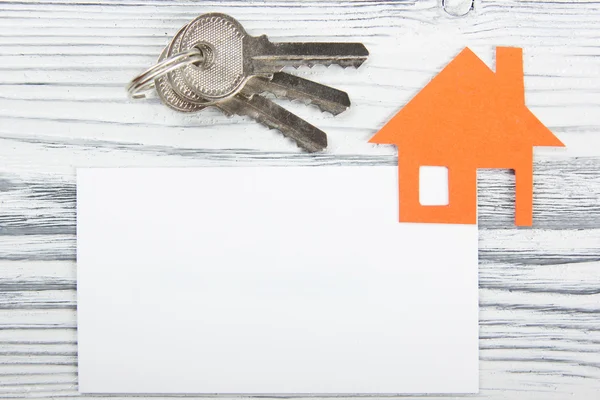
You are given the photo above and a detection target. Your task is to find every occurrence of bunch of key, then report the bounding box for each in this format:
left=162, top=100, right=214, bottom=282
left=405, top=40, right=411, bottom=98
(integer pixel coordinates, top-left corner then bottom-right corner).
left=127, top=13, right=369, bottom=152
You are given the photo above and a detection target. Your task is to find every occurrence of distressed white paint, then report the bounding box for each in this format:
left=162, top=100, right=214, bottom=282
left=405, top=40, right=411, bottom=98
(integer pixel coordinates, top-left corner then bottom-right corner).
left=0, top=0, right=599, bottom=399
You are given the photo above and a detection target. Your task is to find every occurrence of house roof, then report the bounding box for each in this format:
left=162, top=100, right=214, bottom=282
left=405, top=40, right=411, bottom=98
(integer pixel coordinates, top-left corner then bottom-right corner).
left=369, top=47, right=564, bottom=154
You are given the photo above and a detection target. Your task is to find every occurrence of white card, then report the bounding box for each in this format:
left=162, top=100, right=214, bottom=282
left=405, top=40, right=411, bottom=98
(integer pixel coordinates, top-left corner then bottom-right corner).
left=77, top=167, right=479, bottom=394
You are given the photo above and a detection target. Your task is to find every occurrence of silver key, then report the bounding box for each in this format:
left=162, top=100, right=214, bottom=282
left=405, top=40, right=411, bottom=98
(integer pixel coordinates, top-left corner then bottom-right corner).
left=158, top=40, right=350, bottom=119
left=219, top=93, right=328, bottom=152
left=165, top=19, right=351, bottom=116
left=165, top=22, right=350, bottom=114
left=245, top=73, right=351, bottom=115
left=156, top=48, right=328, bottom=151
left=176, top=13, right=368, bottom=101
left=157, top=79, right=328, bottom=152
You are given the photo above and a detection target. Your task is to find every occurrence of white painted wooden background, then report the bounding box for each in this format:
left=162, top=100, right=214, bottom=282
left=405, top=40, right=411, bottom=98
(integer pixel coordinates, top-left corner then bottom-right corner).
left=0, top=0, right=599, bottom=398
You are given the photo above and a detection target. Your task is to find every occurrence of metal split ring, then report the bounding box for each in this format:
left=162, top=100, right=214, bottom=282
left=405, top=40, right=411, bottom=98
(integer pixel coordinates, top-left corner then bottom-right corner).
left=126, top=48, right=205, bottom=99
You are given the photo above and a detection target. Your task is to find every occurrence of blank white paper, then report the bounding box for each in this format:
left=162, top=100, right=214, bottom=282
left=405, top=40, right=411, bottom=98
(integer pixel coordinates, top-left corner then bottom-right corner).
left=77, top=167, right=479, bottom=394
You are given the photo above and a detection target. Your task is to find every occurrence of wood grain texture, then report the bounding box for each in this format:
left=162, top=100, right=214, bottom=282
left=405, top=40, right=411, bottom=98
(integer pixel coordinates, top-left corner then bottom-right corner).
left=0, top=0, right=599, bottom=398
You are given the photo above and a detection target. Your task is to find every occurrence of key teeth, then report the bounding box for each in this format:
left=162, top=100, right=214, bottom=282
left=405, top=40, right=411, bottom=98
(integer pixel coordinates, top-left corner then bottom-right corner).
left=294, top=97, right=345, bottom=116
left=253, top=91, right=345, bottom=116
left=291, top=59, right=366, bottom=69
left=231, top=110, right=275, bottom=131
left=232, top=110, right=324, bottom=152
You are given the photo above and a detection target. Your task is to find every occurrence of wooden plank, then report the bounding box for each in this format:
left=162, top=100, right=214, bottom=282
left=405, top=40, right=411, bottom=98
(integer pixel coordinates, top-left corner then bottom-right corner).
left=2, top=229, right=600, bottom=263
left=1, top=156, right=599, bottom=236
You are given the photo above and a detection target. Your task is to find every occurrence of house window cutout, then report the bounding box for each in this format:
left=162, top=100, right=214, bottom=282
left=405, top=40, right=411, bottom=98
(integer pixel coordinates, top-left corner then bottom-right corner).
left=419, top=166, right=449, bottom=206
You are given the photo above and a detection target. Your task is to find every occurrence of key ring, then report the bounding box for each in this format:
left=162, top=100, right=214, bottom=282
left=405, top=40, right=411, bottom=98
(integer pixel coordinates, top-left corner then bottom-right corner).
left=126, top=48, right=205, bottom=99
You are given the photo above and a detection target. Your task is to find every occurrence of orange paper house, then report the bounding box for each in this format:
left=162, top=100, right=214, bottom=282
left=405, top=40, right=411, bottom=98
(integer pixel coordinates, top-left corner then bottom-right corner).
left=370, top=47, right=565, bottom=226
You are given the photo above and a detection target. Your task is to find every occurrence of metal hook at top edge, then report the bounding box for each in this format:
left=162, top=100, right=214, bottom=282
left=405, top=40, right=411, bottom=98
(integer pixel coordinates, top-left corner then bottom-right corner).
left=442, top=0, right=474, bottom=17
